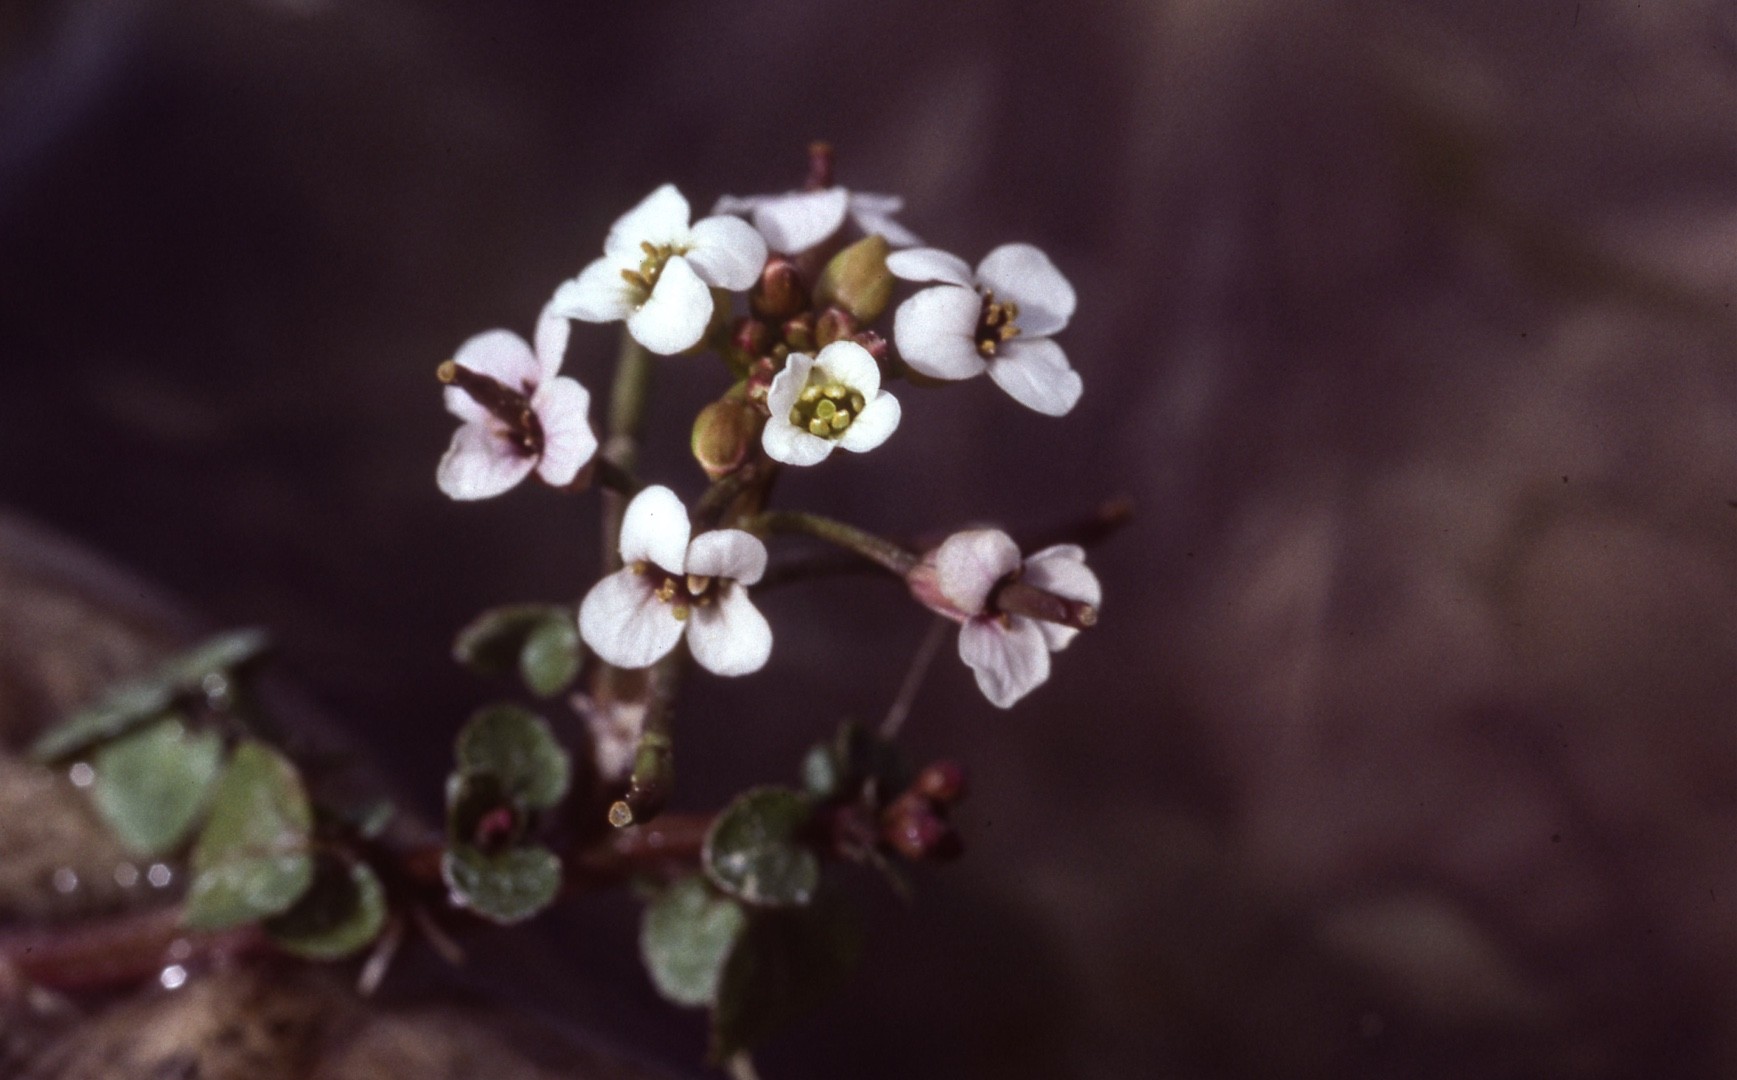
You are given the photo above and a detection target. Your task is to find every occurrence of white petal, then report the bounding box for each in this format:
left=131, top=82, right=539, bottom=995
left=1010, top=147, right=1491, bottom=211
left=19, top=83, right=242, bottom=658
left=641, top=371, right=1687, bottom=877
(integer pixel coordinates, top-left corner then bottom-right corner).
left=711, top=193, right=767, bottom=216
left=751, top=188, right=850, bottom=254
left=550, top=259, right=639, bottom=324
left=532, top=300, right=572, bottom=384
left=847, top=192, right=903, bottom=214
left=605, top=183, right=691, bottom=257
left=531, top=377, right=597, bottom=486
left=885, top=247, right=974, bottom=287
left=579, top=569, right=685, bottom=669
left=685, top=588, right=772, bottom=677
left=765, top=352, right=814, bottom=418
left=850, top=206, right=921, bottom=247
left=959, top=618, right=1050, bottom=709
left=619, top=485, right=691, bottom=572
left=976, top=243, right=1076, bottom=337
left=836, top=392, right=900, bottom=453
left=934, top=529, right=1021, bottom=615
left=761, top=416, right=834, bottom=466
left=988, top=338, right=1082, bottom=416
left=444, top=385, right=487, bottom=424
left=436, top=423, right=535, bottom=501
left=453, top=329, right=540, bottom=393
left=892, top=286, right=986, bottom=380
left=685, top=529, right=767, bottom=586
left=627, top=255, right=711, bottom=355
left=685, top=214, right=769, bottom=291
left=813, top=339, right=881, bottom=397
left=1021, top=545, right=1101, bottom=652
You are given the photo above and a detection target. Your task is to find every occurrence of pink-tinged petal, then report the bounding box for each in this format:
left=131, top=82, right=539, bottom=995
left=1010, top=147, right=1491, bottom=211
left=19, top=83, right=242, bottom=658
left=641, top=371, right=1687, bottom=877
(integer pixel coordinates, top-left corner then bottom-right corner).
left=627, top=255, right=711, bottom=355
left=813, top=339, right=881, bottom=397
left=437, top=423, right=536, bottom=501
left=551, top=258, right=639, bottom=324
left=1021, top=544, right=1101, bottom=651
left=934, top=528, right=1021, bottom=615
left=619, top=485, right=691, bottom=572
left=579, top=569, right=685, bottom=669
left=685, top=587, right=772, bottom=677
left=836, top=391, right=900, bottom=453
left=750, top=188, right=849, bottom=254
left=605, top=183, right=691, bottom=257
left=685, top=529, right=767, bottom=586
left=885, top=247, right=974, bottom=287
left=892, top=286, right=986, bottom=380
left=453, top=329, right=540, bottom=394
left=959, top=617, right=1050, bottom=709
left=685, top=214, right=769, bottom=291
left=765, top=353, right=814, bottom=418
left=987, top=338, right=1081, bottom=416
left=532, top=300, right=572, bottom=384
left=532, top=377, right=597, bottom=486
left=975, top=243, right=1075, bottom=336
left=850, top=206, right=921, bottom=247
left=761, top=416, right=834, bottom=466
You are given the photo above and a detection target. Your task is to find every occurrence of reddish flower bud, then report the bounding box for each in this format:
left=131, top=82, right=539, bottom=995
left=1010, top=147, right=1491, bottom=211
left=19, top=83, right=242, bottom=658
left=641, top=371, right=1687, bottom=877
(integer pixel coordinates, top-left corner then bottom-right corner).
left=882, top=793, right=961, bottom=862
left=750, top=255, right=809, bottom=321
left=814, top=306, right=859, bottom=348
left=912, top=761, right=968, bottom=805
left=782, top=312, right=816, bottom=354
left=732, top=316, right=774, bottom=360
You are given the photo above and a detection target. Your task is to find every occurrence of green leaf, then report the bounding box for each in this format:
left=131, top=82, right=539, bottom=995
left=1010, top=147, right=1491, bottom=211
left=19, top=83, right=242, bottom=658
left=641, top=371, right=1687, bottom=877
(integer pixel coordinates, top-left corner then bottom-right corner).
left=265, top=854, right=387, bottom=961
left=519, top=614, right=583, bottom=698
left=90, top=714, right=224, bottom=858
left=184, top=741, right=314, bottom=930
left=158, top=628, right=271, bottom=688
left=453, top=604, right=567, bottom=676
left=454, top=705, right=570, bottom=810
left=641, top=876, right=749, bottom=1008
left=441, top=843, right=561, bottom=925
left=703, top=787, right=819, bottom=909
left=800, top=743, right=840, bottom=800
left=710, top=891, right=864, bottom=1061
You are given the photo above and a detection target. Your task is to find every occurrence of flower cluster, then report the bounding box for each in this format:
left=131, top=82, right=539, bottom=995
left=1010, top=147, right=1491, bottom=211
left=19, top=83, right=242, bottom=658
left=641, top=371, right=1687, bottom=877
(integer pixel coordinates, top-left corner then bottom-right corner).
left=434, top=152, right=1102, bottom=710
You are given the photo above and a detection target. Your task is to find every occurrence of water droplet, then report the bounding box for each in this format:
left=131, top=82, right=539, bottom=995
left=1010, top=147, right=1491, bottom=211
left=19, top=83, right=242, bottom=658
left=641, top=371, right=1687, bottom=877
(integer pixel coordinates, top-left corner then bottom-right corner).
left=201, top=672, right=229, bottom=700
left=159, top=964, right=188, bottom=991
left=114, top=862, right=140, bottom=888
left=147, top=863, right=173, bottom=888
left=52, top=868, right=79, bottom=894
left=68, top=763, right=95, bottom=788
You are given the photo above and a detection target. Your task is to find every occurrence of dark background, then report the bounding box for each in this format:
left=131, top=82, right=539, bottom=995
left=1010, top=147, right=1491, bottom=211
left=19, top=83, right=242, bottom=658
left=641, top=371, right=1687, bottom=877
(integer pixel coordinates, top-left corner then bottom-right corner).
left=2, top=1, right=1734, bottom=1077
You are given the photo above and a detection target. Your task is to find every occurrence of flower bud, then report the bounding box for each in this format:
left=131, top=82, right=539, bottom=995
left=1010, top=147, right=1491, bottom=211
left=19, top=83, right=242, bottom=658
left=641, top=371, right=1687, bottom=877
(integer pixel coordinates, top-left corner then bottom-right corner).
left=912, top=761, right=968, bottom=805
left=850, top=330, right=890, bottom=364
left=691, top=395, right=763, bottom=480
left=782, top=312, right=816, bottom=354
left=749, top=255, right=809, bottom=321
left=814, top=305, right=859, bottom=348
left=814, top=234, right=893, bottom=323
left=731, top=316, right=774, bottom=360
left=881, top=791, right=961, bottom=862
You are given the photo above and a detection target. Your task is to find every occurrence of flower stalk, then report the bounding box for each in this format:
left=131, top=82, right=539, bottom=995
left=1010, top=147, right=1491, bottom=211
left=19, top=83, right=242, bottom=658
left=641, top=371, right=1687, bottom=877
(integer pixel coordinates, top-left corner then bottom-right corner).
left=747, top=509, right=919, bottom=576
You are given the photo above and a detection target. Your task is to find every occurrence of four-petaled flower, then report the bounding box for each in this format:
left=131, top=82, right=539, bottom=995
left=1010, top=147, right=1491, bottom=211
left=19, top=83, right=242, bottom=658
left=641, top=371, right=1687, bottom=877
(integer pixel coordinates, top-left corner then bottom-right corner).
left=909, top=529, right=1100, bottom=709
left=551, top=184, right=767, bottom=356
left=714, top=187, right=919, bottom=256
left=436, top=305, right=597, bottom=501
left=762, top=340, right=902, bottom=466
left=888, top=244, right=1081, bottom=416
left=579, top=486, right=772, bottom=677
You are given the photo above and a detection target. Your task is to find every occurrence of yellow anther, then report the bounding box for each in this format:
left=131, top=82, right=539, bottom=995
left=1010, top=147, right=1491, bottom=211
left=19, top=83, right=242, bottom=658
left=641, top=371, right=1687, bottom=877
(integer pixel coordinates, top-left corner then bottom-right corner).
left=671, top=605, right=690, bottom=622
left=823, top=385, right=847, bottom=400
left=436, top=359, right=458, bottom=384
left=814, top=398, right=837, bottom=420
left=686, top=573, right=712, bottom=595
left=800, top=386, right=822, bottom=404
left=632, top=560, right=649, bottom=574
left=850, top=393, right=865, bottom=412
left=829, top=411, right=851, bottom=431
left=808, top=418, right=830, bottom=437
left=655, top=579, right=677, bottom=603
left=788, top=408, right=803, bottom=425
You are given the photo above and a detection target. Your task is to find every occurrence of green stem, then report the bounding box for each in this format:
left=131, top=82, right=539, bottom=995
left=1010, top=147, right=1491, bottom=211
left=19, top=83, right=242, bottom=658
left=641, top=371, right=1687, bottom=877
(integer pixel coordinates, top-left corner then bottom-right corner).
left=747, top=510, right=918, bottom=576
left=601, top=333, right=655, bottom=572
left=608, top=649, right=684, bottom=827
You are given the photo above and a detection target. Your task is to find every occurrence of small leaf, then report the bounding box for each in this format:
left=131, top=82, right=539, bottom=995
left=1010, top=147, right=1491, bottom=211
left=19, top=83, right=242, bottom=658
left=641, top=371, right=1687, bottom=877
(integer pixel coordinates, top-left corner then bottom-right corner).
left=703, top=787, right=819, bottom=909
left=184, top=741, right=314, bottom=930
left=800, top=742, right=839, bottom=800
left=453, top=604, right=567, bottom=676
left=91, top=714, right=224, bottom=857
left=641, top=876, right=749, bottom=1008
left=710, top=891, right=864, bottom=1061
left=519, top=614, right=583, bottom=698
left=265, top=854, right=387, bottom=961
left=159, top=628, right=271, bottom=688
left=441, top=843, right=561, bottom=925
left=454, top=705, right=570, bottom=810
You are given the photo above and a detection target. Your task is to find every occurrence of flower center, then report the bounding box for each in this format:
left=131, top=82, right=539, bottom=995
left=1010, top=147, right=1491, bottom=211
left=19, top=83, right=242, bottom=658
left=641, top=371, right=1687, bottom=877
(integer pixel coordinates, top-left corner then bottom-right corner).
left=619, top=241, right=681, bottom=299
left=974, top=291, right=1022, bottom=357
left=786, top=378, right=867, bottom=439
left=437, top=361, right=544, bottom=456
left=634, top=561, right=726, bottom=622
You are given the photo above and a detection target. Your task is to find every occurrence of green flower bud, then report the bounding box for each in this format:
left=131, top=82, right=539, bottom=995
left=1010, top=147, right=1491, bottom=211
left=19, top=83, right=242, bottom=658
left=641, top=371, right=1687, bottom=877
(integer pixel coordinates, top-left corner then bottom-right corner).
left=690, top=395, right=763, bottom=480
left=814, top=234, right=893, bottom=323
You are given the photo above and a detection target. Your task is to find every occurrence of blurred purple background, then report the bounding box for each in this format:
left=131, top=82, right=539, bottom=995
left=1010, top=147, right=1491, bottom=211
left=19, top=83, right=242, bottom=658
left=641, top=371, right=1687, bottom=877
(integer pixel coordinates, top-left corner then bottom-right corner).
left=1, top=1, right=1733, bottom=1077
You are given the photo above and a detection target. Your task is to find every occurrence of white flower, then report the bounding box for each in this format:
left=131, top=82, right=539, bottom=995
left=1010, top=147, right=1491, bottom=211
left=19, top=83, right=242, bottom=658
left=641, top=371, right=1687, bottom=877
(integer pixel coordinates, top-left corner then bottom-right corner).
left=550, top=184, right=767, bottom=356
left=762, top=340, right=902, bottom=466
left=578, top=486, right=772, bottom=677
left=437, top=304, right=597, bottom=501
left=714, top=187, right=919, bottom=255
left=910, top=529, right=1100, bottom=709
left=888, top=244, right=1081, bottom=416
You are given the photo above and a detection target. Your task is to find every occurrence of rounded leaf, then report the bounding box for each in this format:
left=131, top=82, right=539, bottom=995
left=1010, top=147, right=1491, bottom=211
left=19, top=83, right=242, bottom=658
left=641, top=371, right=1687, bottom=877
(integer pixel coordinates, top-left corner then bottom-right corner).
left=442, top=844, right=561, bottom=925
left=91, top=714, right=224, bottom=858
left=454, top=705, right=571, bottom=811
left=265, top=855, right=388, bottom=961
left=519, top=614, right=583, bottom=699
left=452, top=603, right=566, bottom=676
left=184, top=741, right=315, bottom=930
left=709, top=891, right=864, bottom=1061
left=703, top=787, right=819, bottom=908
left=641, top=876, right=749, bottom=1007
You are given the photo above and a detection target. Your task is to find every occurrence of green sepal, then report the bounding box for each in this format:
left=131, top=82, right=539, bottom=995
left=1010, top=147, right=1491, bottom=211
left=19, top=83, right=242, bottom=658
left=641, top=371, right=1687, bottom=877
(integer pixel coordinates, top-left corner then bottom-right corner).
left=703, top=786, right=820, bottom=909
left=90, top=713, right=224, bottom=858
left=441, top=843, right=561, bottom=925
left=641, top=875, right=749, bottom=1008
left=264, top=854, right=387, bottom=961
left=183, top=740, right=314, bottom=930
